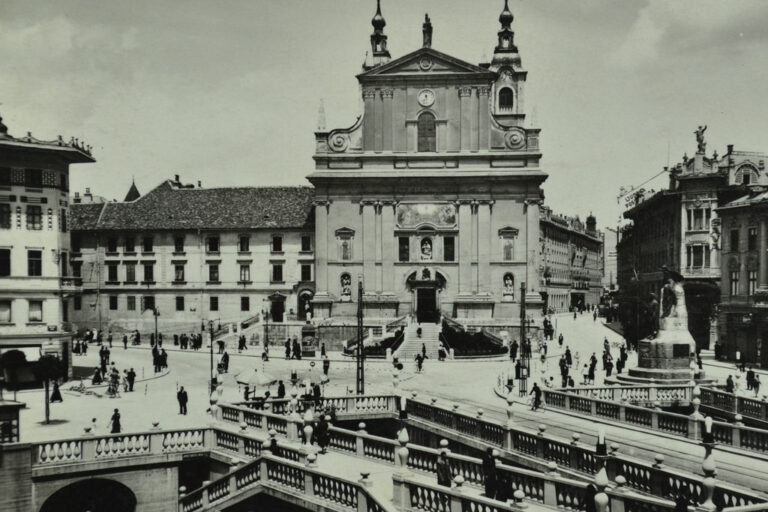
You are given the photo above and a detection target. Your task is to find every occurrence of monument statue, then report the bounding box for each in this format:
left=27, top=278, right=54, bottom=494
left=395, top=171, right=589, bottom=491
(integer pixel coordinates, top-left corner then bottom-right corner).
left=420, top=238, right=432, bottom=261
left=694, top=125, right=707, bottom=154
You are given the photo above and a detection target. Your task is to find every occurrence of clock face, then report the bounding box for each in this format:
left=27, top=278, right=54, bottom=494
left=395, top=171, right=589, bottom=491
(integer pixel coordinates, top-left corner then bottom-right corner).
left=418, top=89, right=435, bottom=107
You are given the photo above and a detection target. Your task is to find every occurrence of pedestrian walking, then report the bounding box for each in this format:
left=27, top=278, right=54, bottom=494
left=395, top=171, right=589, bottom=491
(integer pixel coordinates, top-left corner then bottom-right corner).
left=108, top=409, right=121, bottom=434
left=122, top=370, right=129, bottom=392
left=754, top=375, right=761, bottom=397
left=421, top=343, right=427, bottom=359
left=123, top=334, right=128, bottom=350
left=530, top=383, right=542, bottom=411
left=558, top=333, right=564, bottom=347
left=316, top=415, right=330, bottom=453
left=285, top=339, right=291, bottom=359
left=127, top=368, right=136, bottom=391
left=177, top=386, right=189, bottom=415
left=747, top=367, right=755, bottom=391
left=322, top=355, right=330, bottom=376
left=415, top=353, right=425, bottom=373
left=482, top=447, right=497, bottom=499
left=277, top=380, right=286, bottom=399
left=565, top=347, right=572, bottom=367
left=510, top=339, right=518, bottom=362
left=321, top=343, right=326, bottom=357
left=436, top=451, right=452, bottom=488
left=50, top=382, right=63, bottom=403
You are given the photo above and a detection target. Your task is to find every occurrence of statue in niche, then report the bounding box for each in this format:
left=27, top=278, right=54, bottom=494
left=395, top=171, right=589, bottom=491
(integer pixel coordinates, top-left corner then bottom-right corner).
left=340, top=274, right=352, bottom=301
left=503, top=273, right=515, bottom=300
left=422, top=268, right=431, bottom=280
left=341, top=240, right=351, bottom=261
left=420, top=238, right=432, bottom=261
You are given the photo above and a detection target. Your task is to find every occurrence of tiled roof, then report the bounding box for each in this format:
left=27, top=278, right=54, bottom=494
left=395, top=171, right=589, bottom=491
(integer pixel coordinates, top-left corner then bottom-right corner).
left=69, top=203, right=105, bottom=230
left=70, top=181, right=315, bottom=231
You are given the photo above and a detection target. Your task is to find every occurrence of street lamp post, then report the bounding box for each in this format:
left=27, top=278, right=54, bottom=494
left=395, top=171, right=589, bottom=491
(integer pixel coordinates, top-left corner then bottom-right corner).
left=356, top=276, right=365, bottom=395
left=208, top=320, right=217, bottom=393
left=519, top=282, right=529, bottom=396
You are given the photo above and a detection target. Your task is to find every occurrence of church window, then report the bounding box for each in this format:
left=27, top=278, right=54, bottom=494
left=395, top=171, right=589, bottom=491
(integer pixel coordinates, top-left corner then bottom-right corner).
left=398, top=237, right=409, bottom=262
left=443, top=237, right=455, bottom=262
left=498, top=87, right=514, bottom=111
left=417, top=112, right=436, bottom=152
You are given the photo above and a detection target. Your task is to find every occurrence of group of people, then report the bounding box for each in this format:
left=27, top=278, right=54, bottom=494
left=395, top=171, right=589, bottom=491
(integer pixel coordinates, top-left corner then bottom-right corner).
left=174, top=332, right=205, bottom=350
left=151, top=346, right=169, bottom=373
left=92, top=364, right=136, bottom=396
left=285, top=337, right=303, bottom=360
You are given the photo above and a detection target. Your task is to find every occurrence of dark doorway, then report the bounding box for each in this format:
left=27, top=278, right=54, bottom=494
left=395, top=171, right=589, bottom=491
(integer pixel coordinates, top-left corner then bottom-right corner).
left=40, top=478, right=137, bottom=512
left=416, top=288, right=437, bottom=323
left=270, top=300, right=284, bottom=323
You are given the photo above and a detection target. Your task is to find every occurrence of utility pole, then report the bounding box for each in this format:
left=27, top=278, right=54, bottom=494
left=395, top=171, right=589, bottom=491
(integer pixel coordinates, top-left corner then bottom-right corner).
left=519, top=281, right=529, bottom=396
left=208, top=320, right=217, bottom=393
left=356, top=276, right=365, bottom=395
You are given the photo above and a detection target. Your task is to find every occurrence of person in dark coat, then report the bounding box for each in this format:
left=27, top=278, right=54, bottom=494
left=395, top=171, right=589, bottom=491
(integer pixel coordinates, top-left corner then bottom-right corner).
left=322, top=355, right=330, bottom=376
left=109, top=409, right=121, bottom=434
left=285, top=339, right=291, bottom=359
left=530, top=383, right=542, bottom=411
left=127, top=368, right=136, bottom=391
left=316, top=415, right=330, bottom=453
left=221, top=351, right=229, bottom=373
left=584, top=484, right=597, bottom=512
left=482, top=447, right=497, bottom=499
left=726, top=375, right=735, bottom=393
left=436, top=451, right=452, bottom=487
left=277, top=380, right=286, bottom=399
left=558, top=333, right=564, bottom=347
left=421, top=343, right=427, bottom=358
left=177, top=386, right=188, bottom=415
left=565, top=347, right=572, bottom=367
left=510, top=339, right=518, bottom=362
left=123, top=334, right=128, bottom=350
left=50, top=382, right=63, bottom=403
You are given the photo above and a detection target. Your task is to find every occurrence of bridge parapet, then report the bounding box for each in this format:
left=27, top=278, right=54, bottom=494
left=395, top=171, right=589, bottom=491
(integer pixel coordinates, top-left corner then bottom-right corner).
left=33, top=427, right=210, bottom=467
left=699, top=387, right=768, bottom=424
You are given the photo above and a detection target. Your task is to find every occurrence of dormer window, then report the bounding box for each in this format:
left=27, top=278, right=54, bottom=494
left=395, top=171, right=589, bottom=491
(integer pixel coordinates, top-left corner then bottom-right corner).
left=417, top=112, right=436, bottom=152
left=498, top=87, right=514, bottom=112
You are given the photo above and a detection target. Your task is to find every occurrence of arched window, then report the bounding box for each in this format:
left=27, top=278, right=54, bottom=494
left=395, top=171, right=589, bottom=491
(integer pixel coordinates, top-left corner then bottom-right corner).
left=498, top=87, right=514, bottom=111
left=417, top=112, right=436, bottom=152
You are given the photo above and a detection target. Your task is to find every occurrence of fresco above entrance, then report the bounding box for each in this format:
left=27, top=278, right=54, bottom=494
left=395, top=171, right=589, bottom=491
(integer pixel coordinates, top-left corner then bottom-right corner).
left=396, top=203, right=456, bottom=228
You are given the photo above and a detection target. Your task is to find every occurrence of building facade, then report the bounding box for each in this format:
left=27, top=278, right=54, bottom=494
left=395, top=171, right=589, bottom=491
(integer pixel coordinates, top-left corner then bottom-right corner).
left=309, top=3, right=548, bottom=325
left=617, top=132, right=766, bottom=350
left=540, top=208, right=604, bottom=313
left=602, top=227, right=618, bottom=292
left=69, top=179, right=315, bottom=334
left=0, top=115, right=94, bottom=378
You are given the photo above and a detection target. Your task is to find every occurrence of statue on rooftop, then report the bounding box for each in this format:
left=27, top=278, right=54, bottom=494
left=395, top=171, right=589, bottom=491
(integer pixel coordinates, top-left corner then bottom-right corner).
left=694, top=125, right=707, bottom=154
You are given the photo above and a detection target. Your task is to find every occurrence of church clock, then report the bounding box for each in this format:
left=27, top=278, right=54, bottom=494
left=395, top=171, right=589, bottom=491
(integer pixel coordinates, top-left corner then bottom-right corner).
left=417, top=89, right=435, bottom=107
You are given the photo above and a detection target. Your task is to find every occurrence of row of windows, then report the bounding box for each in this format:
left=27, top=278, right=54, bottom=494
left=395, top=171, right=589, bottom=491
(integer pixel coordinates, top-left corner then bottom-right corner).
left=0, top=167, right=67, bottom=189
left=0, top=249, right=44, bottom=277
left=728, top=227, right=759, bottom=252
left=0, top=204, right=67, bottom=232
left=102, top=262, right=312, bottom=284
left=0, top=299, right=44, bottom=323
left=729, top=270, right=758, bottom=296
left=97, top=295, right=250, bottom=313
left=686, top=207, right=711, bottom=232
left=99, top=234, right=313, bottom=255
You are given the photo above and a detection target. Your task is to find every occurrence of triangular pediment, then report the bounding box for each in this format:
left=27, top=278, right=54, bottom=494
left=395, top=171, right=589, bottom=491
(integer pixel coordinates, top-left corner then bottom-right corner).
left=358, top=47, right=493, bottom=79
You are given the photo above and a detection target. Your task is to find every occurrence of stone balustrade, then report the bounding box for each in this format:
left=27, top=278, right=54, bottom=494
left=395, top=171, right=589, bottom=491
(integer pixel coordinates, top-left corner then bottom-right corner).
left=541, top=388, right=768, bottom=455
left=179, top=453, right=390, bottom=512
left=33, top=427, right=210, bottom=466
left=404, top=394, right=766, bottom=508
left=233, top=394, right=397, bottom=417
left=700, top=387, right=768, bottom=423
left=555, top=384, right=693, bottom=406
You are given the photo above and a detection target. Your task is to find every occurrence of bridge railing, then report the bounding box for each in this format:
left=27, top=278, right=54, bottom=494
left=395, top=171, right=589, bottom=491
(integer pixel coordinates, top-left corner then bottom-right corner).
left=541, top=388, right=768, bottom=455
left=232, top=394, right=397, bottom=417
left=557, top=384, right=692, bottom=405
left=700, top=387, right=768, bottom=423
left=33, top=427, right=210, bottom=466
left=179, top=452, right=393, bottom=512
left=404, top=394, right=766, bottom=508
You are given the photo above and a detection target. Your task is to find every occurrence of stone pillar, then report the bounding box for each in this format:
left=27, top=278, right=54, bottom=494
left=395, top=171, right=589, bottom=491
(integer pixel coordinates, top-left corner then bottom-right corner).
left=524, top=200, right=544, bottom=312
left=382, top=89, right=393, bottom=151
left=362, top=89, right=376, bottom=151
left=458, top=87, right=472, bottom=151
left=759, top=217, right=768, bottom=288
left=362, top=202, right=376, bottom=290
left=381, top=202, right=396, bottom=294
left=472, top=201, right=479, bottom=293
left=458, top=201, right=473, bottom=295
left=375, top=202, right=383, bottom=293
left=478, top=202, right=492, bottom=294
left=470, top=87, right=479, bottom=152
left=478, top=87, right=490, bottom=149
left=315, top=201, right=330, bottom=295
left=374, top=90, right=384, bottom=152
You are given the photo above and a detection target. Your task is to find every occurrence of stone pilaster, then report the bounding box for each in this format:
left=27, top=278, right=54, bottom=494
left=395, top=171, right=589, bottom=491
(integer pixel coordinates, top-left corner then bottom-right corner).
left=381, top=202, right=396, bottom=294
left=381, top=89, right=393, bottom=152
left=477, top=201, right=494, bottom=294
left=477, top=86, right=490, bottom=150
left=457, top=201, right=473, bottom=294
left=362, top=89, right=376, bottom=151
left=458, top=87, right=473, bottom=151
left=361, top=201, right=376, bottom=291
left=314, top=200, right=331, bottom=296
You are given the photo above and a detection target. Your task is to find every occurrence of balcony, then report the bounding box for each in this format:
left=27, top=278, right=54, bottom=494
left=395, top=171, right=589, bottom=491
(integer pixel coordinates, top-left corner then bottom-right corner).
left=60, top=277, right=82, bottom=292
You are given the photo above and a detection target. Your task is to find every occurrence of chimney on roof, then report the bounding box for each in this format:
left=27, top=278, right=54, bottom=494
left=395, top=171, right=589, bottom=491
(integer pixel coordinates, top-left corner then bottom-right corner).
left=85, top=188, right=92, bottom=201
left=73, top=191, right=81, bottom=203
left=198, top=180, right=202, bottom=188
left=727, top=144, right=734, bottom=155
left=174, top=174, right=180, bottom=183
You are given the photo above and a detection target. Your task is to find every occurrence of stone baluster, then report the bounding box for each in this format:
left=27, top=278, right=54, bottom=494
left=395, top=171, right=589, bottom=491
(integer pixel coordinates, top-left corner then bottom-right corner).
left=396, top=428, right=410, bottom=475
left=732, top=414, right=743, bottom=447
left=543, top=462, right=558, bottom=506
left=689, top=386, right=703, bottom=440
left=699, top=445, right=717, bottom=511
left=513, top=489, right=527, bottom=509
left=200, top=480, right=210, bottom=507
left=568, top=433, right=580, bottom=469
left=594, top=463, right=610, bottom=512
left=606, top=442, right=620, bottom=480
left=356, top=422, right=366, bottom=456
left=611, top=476, right=628, bottom=512
left=304, top=455, right=316, bottom=497
left=505, top=395, right=515, bottom=451
left=357, top=472, right=372, bottom=512
left=450, top=475, right=465, bottom=512
left=536, top=424, right=547, bottom=459
left=303, top=408, right=315, bottom=447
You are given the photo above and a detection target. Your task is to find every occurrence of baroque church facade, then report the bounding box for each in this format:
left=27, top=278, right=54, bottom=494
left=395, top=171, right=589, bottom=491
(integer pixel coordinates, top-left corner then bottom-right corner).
left=309, top=1, right=548, bottom=323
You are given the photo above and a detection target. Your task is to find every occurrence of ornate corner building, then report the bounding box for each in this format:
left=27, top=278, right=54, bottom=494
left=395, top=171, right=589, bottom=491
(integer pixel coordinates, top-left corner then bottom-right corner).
left=309, top=0, right=550, bottom=323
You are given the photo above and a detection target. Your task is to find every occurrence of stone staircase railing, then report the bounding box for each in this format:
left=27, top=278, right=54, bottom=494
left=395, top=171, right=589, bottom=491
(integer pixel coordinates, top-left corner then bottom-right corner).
left=540, top=388, right=768, bottom=454
left=232, top=394, right=398, bottom=418
left=179, top=453, right=394, bottom=512
left=700, top=387, right=768, bottom=423
left=404, top=393, right=767, bottom=508
left=556, top=384, right=693, bottom=406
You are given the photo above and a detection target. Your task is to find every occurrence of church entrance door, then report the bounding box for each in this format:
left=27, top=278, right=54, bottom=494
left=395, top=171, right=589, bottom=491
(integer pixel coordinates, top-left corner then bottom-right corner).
left=416, top=288, right=438, bottom=323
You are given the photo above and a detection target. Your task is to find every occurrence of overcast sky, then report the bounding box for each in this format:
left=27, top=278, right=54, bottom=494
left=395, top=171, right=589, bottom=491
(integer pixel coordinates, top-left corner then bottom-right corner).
left=2, top=0, right=767, bottom=230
